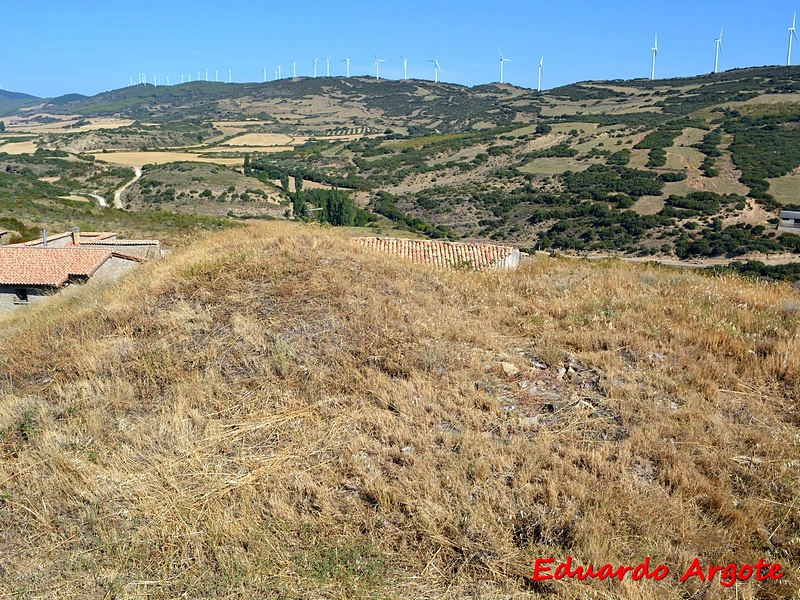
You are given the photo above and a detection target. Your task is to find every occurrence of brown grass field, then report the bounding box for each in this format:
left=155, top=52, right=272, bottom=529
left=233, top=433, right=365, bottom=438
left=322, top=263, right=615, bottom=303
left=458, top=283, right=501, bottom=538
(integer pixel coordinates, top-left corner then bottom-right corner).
left=0, top=222, right=798, bottom=599
left=97, top=151, right=243, bottom=167
left=221, top=133, right=296, bottom=147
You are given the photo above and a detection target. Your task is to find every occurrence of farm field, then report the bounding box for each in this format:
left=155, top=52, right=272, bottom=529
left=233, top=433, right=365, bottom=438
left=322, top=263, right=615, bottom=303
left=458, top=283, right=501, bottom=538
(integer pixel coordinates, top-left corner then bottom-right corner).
left=221, top=133, right=295, bottom=146
left=97, top=151, right=243, bottom=167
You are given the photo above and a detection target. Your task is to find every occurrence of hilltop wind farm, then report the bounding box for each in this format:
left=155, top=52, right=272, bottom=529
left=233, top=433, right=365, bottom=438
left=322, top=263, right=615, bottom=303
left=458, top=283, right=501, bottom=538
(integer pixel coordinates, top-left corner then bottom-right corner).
left=1, top=1, right=800, bottom=599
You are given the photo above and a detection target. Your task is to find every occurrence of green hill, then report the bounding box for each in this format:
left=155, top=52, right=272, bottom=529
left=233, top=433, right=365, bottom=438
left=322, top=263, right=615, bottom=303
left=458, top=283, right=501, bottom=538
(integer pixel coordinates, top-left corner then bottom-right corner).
left=0, top=89, right=40, bottom=117
left=4, top=67, right=800, bottom=269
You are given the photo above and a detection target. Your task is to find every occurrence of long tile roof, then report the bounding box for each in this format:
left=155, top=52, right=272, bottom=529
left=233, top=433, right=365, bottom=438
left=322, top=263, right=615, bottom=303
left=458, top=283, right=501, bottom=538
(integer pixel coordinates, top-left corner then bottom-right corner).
left=13, top=232, right=117, bottom=246
left=81, top=239, right=160, bottom=246
left=0, top=247, right=113, bottom=287
left=355, top=237, right=519, bottom=271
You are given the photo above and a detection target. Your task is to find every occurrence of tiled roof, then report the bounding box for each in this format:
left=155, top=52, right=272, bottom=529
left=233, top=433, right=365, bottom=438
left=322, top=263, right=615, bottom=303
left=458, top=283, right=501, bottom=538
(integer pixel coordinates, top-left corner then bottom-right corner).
left=0, top=247, right=112, bottom=286
left=110, top=251, right=145, bottom=262
left=81, top=239, right=160, bottom=246
left=355, top=237, right=520, bottom=271
left=13, top=232, right=117, bottom=246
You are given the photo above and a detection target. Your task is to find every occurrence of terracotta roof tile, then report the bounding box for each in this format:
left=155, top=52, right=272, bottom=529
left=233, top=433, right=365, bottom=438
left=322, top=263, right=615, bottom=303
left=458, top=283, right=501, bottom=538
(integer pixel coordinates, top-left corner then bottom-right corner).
left=355, top=237, right=519, bottom=271
left=13, top=232, right=117, bottom=246
left=81, top=239, right=160, bottom=246
left=0, top=247, right=112, bottom=286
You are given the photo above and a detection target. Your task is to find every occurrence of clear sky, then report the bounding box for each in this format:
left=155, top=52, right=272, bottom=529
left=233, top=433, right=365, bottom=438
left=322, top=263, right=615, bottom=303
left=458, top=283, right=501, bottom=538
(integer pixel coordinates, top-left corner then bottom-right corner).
left=5, top=0, right=800, bottom=98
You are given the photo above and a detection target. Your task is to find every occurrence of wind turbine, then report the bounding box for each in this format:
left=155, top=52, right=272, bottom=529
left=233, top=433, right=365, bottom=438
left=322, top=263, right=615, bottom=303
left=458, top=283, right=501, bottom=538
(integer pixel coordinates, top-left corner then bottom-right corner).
left=263, top=67, right=267, bottom=82
left=427, top=59, right=441, bottom=83
left=325, top=56, right=332, bottom=76
left=215, top=69, right=218, bottom=82
left=291, top=59, right=297, bottom=78
left=167, top=75, right=170, bottom=85
left=537, top=56, right=544, bottom=91
left=373, top=54, right=385, bottom=79
left=153, top=74, right=157, bottom=87
left=651, top=34, right=658, bottom=80
left=188, top=73, right=191, bottom=82
left=789, top=12, right=798, bottom=66
left=499, top=51, right=511, bottom=84
left=714, top=28, right=723, bottom=73
left=205, top=68, right=209, bottom=81
left=181, top=74, right=185, bottom=84
left=312, top=58, right=319, bottom=78
left=278, top=64, right=282, bottom=79
left=198, top=70, right=201, bottom=81
left=400, top=55, right=408, bottom=80
left=342, top=57, right=351, bottom=77
left=228, top=69, right=231, bottom=83
left=130, top=75, right=133, bottom=86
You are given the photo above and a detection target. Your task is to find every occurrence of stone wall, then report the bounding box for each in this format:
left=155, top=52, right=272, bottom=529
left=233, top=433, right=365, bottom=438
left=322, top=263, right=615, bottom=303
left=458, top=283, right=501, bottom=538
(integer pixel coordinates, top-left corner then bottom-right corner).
left=0, top=286, right=52, bottom=313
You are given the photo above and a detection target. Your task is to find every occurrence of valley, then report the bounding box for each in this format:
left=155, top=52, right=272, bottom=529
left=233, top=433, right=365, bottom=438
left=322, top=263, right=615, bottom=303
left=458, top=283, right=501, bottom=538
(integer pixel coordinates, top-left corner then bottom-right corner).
left=1, top=69, right=800, bottom=277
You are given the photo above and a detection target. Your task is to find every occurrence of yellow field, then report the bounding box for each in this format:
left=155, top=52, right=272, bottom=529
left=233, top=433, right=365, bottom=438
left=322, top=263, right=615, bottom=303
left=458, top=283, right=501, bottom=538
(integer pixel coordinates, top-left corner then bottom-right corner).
left=221, top=133, right=296, bottom=147
left=4, top=115, right=134, bottom=134
left=0, top=140, right=38, bottom=154
left=97, top=151, right=243, bottom=167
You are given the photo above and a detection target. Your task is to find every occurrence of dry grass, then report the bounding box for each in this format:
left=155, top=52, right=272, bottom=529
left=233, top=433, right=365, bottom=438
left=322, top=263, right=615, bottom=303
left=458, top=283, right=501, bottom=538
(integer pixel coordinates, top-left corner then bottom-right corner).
left=97, top=151, right=243, bottom=167
left=767, top=172, right=800, bottom=205
left=631, top=195, right=665, bottom=215
left=0, top=222, right=798, bottom=599
left=221, top=133, right=296, bottom=147
left=519, top=157, right=589, bottom=176
left=0, top=140, right=39, bottom=154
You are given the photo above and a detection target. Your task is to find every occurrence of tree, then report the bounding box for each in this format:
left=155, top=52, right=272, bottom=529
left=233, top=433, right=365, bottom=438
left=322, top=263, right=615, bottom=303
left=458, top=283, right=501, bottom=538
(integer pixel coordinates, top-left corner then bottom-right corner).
left=0, top=121, right=5, bottom=132
left=243, top=153, right=251, bottom=174
left=293, top=175, right=303, bottom=196
left=280, top=172, right=290, bottom=194
left=293, top=194, right=307, bottom=221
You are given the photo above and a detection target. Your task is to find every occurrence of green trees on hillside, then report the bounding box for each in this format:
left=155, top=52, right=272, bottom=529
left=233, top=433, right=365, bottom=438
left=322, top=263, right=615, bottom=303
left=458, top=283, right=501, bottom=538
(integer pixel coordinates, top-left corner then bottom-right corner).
left=726, top=113, right=800, bottom=200
left=291, top=187, right=373, bottom=227
left=695, top=130, right=722, bottom=177
left=606, top=149, right=631, bottom=166
left=634, top=122, right=683, bottom=168
left=562, top=164, right=663, bottom=200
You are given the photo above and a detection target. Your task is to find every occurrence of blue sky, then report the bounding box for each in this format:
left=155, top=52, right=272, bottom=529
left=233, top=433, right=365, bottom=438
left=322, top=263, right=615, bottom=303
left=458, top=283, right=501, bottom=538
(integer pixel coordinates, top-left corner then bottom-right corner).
left=5, top=1, right=800, bottom=97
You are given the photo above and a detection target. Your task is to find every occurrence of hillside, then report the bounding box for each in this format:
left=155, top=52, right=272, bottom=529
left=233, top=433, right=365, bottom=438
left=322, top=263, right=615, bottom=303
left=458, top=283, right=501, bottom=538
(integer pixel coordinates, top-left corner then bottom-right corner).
left=3, top=68, right=800, bottom=270
left=0, top=89, right=40, bottom=117
left=0, top=221, right=798, bottom=598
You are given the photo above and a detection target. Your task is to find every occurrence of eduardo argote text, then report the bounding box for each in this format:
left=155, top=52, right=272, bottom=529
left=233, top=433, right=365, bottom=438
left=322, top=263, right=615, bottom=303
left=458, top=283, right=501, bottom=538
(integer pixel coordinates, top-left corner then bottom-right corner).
left=531, top=556, right=785, bottom=588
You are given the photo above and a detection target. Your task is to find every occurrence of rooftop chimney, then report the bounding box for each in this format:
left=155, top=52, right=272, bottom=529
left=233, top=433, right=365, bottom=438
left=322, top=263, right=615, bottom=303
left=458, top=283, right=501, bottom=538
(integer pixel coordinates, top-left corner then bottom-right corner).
left=42, top=228, right=47, bottom=247
left=71, top=227, right=80, bottom=246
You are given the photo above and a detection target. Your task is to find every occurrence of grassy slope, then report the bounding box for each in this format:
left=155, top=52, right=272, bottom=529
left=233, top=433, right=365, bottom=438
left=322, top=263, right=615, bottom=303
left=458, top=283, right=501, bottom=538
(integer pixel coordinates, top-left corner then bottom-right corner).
left=0, top=222, right=798, bottom=598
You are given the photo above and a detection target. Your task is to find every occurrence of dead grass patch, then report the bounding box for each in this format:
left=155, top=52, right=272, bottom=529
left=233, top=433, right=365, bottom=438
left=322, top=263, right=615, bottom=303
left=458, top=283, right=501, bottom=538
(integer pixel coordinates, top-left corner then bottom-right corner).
left=0, top=223, right=798, bottom=598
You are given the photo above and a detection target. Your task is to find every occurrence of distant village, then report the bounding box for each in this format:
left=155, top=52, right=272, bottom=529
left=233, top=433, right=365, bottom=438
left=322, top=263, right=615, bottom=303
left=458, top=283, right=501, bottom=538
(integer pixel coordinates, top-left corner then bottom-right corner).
left=0, top=228, right=162, bottom=312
